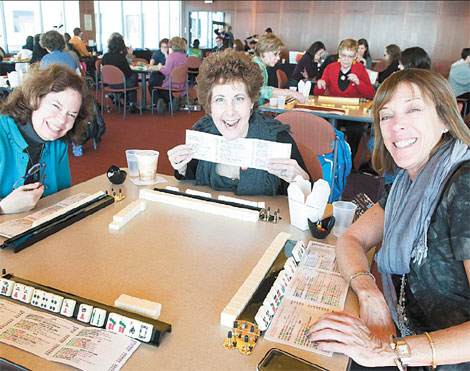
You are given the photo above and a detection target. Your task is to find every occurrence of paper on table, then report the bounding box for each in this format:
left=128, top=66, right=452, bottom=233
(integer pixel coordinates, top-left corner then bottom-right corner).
left=0, top=299, right=139, bottom=371
left=264, top=241, right=348, bottom=356
left=0, top=193, right=91, bottom=238
left=185, top=130, right=292, bottom=171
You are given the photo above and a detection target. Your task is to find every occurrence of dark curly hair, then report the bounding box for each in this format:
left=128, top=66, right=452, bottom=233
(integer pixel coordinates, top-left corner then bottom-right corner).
left=0, top=64, right=93, bottom=144
left=108, top=35, right=127, bottom=54
left=196, top=49, right=264, bottom=114
left=40, top=30, right=65, bottom=52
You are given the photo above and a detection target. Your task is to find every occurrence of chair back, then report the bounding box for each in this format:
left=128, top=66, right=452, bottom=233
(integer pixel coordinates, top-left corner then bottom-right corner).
left=187, top=56, right=201, bottom=69
left=276, top=69, right=288, bottom=89
left=169, top=64, right=189, bottom=86
left=373, top=59, right=387, bottom=73
left=275, top=111, right=335, bottom=182
left=95, top=59, right=102, bottom=72
left=101, top=65, right=125, bottom=85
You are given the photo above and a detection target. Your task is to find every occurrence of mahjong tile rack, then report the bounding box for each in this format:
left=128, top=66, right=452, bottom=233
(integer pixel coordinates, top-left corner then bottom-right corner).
left=0, top=272, right=171, bottom=346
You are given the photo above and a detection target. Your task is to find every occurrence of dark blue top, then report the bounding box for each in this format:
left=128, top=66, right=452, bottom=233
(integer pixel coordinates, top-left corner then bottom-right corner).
left=151, top=49, right=166, bottom=65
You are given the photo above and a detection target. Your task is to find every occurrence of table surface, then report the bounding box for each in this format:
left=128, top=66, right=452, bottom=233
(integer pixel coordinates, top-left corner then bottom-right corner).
left=0, top=173, right=367, bottom=371
left=260, top=95, right=373, bottom=124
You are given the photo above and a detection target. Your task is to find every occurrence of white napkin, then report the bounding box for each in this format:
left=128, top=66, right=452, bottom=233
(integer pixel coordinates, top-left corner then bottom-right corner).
left=297, top=80, right=311, bottom=98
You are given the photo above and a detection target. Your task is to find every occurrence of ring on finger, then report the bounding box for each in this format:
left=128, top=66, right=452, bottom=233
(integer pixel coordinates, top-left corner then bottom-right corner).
left=280, top=169, right=287, bottom=177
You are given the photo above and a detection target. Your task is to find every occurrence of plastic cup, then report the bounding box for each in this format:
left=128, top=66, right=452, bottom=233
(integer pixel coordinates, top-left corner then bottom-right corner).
left=125, top=149, right=141, bottom=177
left=277, top=95, right=286, bottom=109
left=289, top=86, right=297, bottom=92
left=269, top=97, right=277, bottom=107
left=332, top=201, right=357, bottom=237
left=135, top=150, right=159, bottom=182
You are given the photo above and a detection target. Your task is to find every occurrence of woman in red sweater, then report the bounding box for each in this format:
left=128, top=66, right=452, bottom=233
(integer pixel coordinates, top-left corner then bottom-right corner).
left=314, top=39, right=375, bottom=158
left=314, top=38, right=375, bottom=99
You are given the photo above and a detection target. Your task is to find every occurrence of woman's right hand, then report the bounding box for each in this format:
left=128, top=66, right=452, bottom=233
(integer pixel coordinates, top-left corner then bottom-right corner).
left=0, top=183, right=44, bottom=214
left=288, top=90, right=307, bottom=103
left=167, top=144, right=195, bottom=176
left=316, top=79, right=326, bottom=89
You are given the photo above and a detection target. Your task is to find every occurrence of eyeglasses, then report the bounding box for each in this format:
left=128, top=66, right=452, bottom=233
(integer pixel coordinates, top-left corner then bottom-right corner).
left=339, top=53, right=355, bottom=60
left=12, top=163, right=46, bottom=190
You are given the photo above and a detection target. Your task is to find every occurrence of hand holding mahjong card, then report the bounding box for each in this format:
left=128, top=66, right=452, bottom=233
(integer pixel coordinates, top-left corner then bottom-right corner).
left=186, top=130, right=292, bottom=171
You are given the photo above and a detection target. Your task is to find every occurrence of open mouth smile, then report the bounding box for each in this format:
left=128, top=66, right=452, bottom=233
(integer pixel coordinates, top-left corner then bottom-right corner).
left=393, top=138, right=417, bottom=148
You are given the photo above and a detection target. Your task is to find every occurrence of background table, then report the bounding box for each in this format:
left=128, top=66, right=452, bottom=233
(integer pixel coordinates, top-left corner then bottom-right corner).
left=0, top=173, right=366, bottom=371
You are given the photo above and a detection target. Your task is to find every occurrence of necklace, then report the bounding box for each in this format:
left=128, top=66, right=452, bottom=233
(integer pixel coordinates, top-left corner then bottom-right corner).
left=397, top=274, right=414, bottom=336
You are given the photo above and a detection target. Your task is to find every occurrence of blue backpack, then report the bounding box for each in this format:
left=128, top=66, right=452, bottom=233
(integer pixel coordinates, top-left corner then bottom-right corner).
left=318, top=128, right=352, bottom=202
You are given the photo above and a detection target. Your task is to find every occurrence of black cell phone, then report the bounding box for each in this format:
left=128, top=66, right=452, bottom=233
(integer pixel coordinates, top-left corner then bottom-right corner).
left=257, top=348, right=329, bottom=371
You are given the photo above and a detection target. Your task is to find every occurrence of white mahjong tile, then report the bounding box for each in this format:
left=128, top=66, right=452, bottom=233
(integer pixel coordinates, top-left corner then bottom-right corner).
left=106, top=313, right=122, bottom=333
left=11, top=283, right=24, bottom=301
left=60, top=298, right=77, bottom=317
left=136, top=322, right=153, bottom=342
left=19, top=285, right=34, bottom=304
left=123, top=317, right=141, bottom=339
left=31, top=289, right=45, bottom=307
left=48, top=294, right=64, bottom=313
left=90, top=308, right=107, bottom=327
left=117, top=316, right=131, bottom=335
left=77, top=304, right=93, bottom=323
left=0, top=278, right=14, bottom=297
left=39, top=292, right=52, bottom=310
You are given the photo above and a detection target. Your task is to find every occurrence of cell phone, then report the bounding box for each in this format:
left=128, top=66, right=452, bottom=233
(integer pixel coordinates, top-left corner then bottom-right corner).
left=257, top=348, right=329, bottom=371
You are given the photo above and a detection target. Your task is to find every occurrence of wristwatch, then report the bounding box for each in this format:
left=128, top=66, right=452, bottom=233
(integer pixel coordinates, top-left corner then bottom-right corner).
left=390, top=335, right=411, bottom=370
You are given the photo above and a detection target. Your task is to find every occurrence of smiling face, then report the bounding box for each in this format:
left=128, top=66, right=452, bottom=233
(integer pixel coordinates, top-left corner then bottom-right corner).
left=31, top=88, right=82, bottom=141
left=210, top=80, right=253, bottom=141
left=379, top=83, right=447, bottom=180
left=261, top=50, right=281, bottom=67
left=339, top=48, right=356, bottom=70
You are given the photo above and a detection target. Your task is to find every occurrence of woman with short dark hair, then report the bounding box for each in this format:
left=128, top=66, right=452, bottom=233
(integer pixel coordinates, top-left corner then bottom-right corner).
left=167, top=50, right=310, bottom=196
left=288, top=41, right=326, bottom=88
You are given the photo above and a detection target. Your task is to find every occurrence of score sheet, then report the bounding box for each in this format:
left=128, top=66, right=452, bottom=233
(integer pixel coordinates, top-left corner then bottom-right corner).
left=264, top=241, right=349, bottom=357
left=185, top=130, right=292, bottom=171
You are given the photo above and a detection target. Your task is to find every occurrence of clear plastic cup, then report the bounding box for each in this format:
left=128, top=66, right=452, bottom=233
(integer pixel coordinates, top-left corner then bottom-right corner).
left=135, top=150, right=159, bottom=182
left=125, top=149, right=140, bottom=177
left=289, top=86, right=297, bottom=92
left=277, top=96, right=286, bottom=109
left=332, top=201, right=357, bottom=237
left=269, top=97, right=277, bottom=107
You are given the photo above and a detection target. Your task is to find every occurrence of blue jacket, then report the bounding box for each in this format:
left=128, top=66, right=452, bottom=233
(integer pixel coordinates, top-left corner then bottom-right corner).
left=0, top=115, right=71, bottom=199
left=40, top=50, right=79, bottom=72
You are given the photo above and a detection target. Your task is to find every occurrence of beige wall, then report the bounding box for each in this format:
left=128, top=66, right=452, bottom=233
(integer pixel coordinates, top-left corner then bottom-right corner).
left=183, top=0, right=470, bottom=67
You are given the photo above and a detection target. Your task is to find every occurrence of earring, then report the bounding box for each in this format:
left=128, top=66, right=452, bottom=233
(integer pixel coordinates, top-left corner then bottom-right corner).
left=443, top=128, right=449, bottom=133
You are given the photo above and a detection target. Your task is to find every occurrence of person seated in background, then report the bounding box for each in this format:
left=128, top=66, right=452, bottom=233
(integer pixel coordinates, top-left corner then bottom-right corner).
left=101, top=35, right=138, bottom=114
left=252, top=33, right=306, bottom=105
left=378, top=44, right=401, bottom=83
left=399, top=46, right=431, bottom=70
left=167, top=50, right=311, bottom=196
left=212, top=36, right=225, bottom=53
left=188, top=39, right=202, bottom=59
left=63, top=33, right=81, bottom=65
left=314, top=39, right=375, bottom=159
left=40, top=30, right=79, bottom=73
left=148, top=36, right=187, bottom=115
left=307, top=68, right=470, bottom=370
left=233, top=39, right=245, bottom=53
left=214, top=24, right=233, bottom=49
left=150, top=38, right=169, bottom=66
left=356, top=38, right=372, bottom=69
left=70, top=27, right=91, bottom=57
left=244, top=34, right=258, bottom=54
left=0, top=64, right=93, bottom=214
left=30, top=34, right=48, bottom=64
left=107, top=32, right=134, bottom=64
left=448, top=48, right=470, bottom=103
left=14, top=36, right=33, bottom=61
left=287, top=41, right=326, bottom=89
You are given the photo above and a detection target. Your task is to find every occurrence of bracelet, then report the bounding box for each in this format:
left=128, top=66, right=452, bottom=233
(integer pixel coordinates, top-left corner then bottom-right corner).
left=424, top=332, right=437, bottom=370
left=348, top=271, right=376, bottom=286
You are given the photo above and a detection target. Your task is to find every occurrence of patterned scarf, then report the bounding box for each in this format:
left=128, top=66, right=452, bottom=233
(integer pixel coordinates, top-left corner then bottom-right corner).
left=377, top=138, right=470, bottom=326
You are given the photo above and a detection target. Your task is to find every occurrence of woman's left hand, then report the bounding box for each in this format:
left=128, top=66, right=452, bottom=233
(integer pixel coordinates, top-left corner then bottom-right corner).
left=267, top=158, right=309, bottom=183
left=348, top=73, right=360, bottom=85
left=306, top=311, right=394, bottom=367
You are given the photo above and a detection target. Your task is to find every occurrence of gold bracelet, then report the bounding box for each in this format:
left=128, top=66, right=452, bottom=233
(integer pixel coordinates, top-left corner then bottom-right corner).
left=424, top=332, right=436, bottom=370
left=348, top=271, right=376, bottom=286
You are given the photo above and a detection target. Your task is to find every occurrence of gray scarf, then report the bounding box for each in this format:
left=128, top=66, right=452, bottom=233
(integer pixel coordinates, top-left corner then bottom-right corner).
left=377, top=138, right=470, bottom=326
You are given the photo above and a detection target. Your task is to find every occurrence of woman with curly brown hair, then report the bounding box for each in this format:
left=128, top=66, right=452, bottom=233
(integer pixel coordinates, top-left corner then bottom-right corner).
left=167, top=50, right=310, bottom=196
left=0, top=64, right=93, bottom=214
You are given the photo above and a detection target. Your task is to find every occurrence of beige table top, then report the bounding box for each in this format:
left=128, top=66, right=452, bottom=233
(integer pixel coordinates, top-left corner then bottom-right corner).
left=0, top=173, right=362, bottom=371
